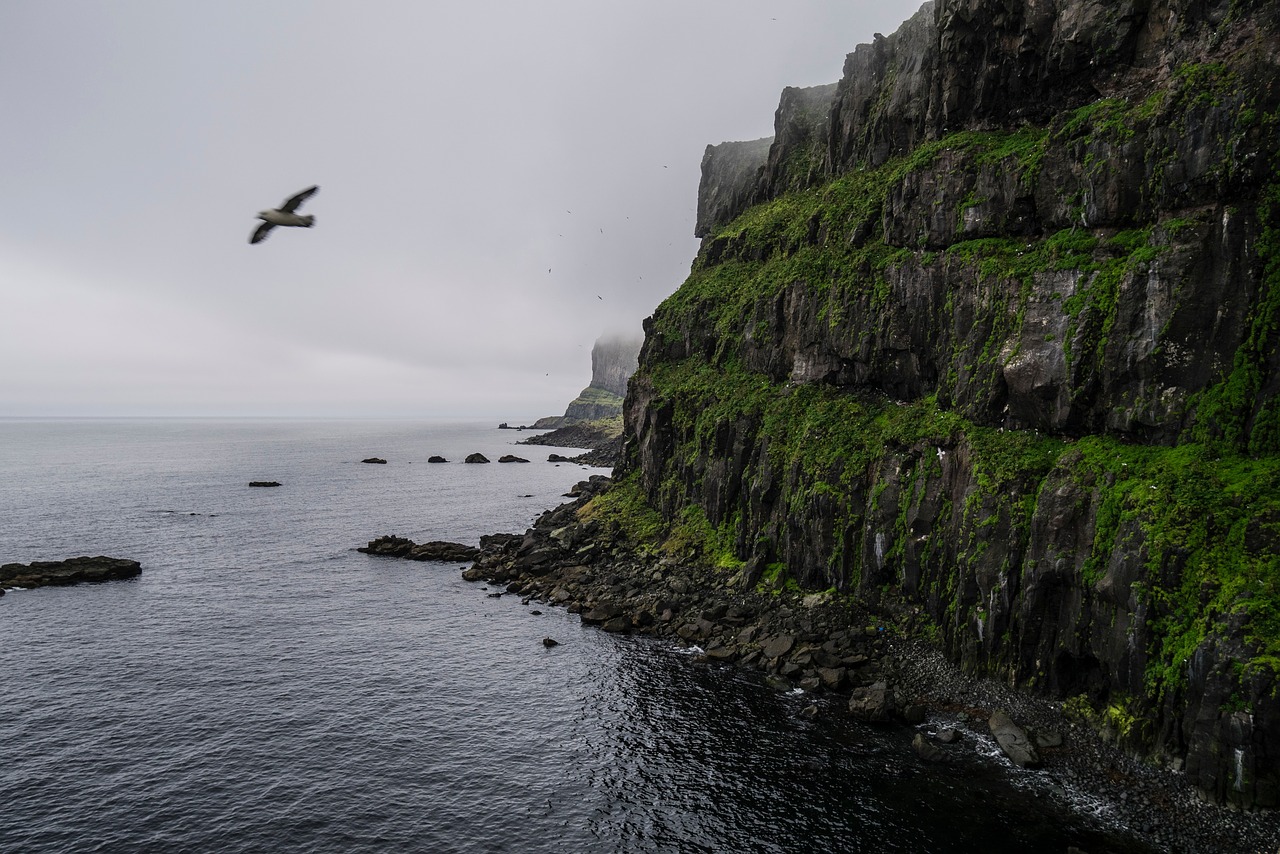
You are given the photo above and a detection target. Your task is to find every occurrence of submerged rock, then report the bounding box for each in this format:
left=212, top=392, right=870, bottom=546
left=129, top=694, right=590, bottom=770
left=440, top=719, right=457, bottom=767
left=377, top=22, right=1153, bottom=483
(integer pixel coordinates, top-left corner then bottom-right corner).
left=361, top=457, right=388, bottom=464
left=248, top=481, right=281, bottom=487
left=465, top=453, right=490, bottom=464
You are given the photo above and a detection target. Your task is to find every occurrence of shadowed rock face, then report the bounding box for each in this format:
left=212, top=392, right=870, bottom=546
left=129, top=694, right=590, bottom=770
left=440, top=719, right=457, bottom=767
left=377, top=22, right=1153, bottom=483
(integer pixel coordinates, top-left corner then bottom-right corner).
left=620, top=0, right=1280, bottom=811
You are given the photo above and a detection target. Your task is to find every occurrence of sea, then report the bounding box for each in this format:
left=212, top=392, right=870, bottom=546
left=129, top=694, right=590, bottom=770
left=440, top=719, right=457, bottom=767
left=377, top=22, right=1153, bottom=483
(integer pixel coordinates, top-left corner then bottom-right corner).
left=0, top=419, right=1153, bottom=853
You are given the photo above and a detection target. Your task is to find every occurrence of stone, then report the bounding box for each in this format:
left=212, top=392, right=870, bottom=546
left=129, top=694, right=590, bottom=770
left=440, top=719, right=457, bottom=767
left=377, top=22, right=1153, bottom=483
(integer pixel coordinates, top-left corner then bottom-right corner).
left=464, top=453, right=490, bottom=464
left=427, top=456, right=448, bottom=463
left=988, top=711, right=1042, bottom=769
left=498, top=455, right=529, bottom=463
left=542, top=637, right=559, bottom=647
left=248, top=481, right=281, bottom=487
left=361, top=457, right=387, bottom=464
left=761, top=634, right=795, bottom=660
left=912, top=732, right=944, bottom=762
left=848, top=681, right=895, bottom=722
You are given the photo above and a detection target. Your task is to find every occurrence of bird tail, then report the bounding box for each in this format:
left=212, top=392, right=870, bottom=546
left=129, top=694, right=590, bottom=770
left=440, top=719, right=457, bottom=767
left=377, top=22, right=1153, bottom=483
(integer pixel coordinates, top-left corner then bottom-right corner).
left=303, top=215, right=316, bottom=227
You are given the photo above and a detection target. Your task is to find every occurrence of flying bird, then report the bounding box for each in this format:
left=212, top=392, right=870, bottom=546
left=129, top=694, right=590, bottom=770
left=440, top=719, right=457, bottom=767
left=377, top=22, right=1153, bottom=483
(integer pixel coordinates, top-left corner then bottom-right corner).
left=250, top=185, right=319, bottom=244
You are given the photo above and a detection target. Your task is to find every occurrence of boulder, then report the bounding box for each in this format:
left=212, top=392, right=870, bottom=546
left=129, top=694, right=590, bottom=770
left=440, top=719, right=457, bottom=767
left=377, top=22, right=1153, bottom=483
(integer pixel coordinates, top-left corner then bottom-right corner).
left=248, top=481, right=281, bottom=487
left=465, top=453, right=490, bottom=464
left=988, top=710, right=1042, bottom=769
left=427, top=456, right=448, bottom=463
left=847, top=681, right=895, bottom=722
left=498, top=455, right=530, bottom=463
left=548, top=454, right=571, bottom=462
left=361, top=457, right=387, bottom=464
left=912, top=732, right=944, bottom=762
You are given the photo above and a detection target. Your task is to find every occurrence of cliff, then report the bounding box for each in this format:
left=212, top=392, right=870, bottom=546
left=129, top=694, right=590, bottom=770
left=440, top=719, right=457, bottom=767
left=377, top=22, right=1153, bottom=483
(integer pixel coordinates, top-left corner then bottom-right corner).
left=613, top=0, right=1280, bottom=809
left=535, top=334, right=643, bottom=426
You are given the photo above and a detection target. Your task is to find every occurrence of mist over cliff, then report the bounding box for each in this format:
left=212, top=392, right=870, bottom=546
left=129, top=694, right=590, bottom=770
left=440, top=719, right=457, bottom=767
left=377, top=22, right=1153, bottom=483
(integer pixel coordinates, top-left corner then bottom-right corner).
left=614, top=0, right=1280, bottom=809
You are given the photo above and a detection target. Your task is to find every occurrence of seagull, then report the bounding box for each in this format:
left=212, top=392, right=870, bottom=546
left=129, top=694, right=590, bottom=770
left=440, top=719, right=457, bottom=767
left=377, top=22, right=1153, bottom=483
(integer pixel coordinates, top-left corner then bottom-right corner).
left=250, top=185, right=319, bottom=244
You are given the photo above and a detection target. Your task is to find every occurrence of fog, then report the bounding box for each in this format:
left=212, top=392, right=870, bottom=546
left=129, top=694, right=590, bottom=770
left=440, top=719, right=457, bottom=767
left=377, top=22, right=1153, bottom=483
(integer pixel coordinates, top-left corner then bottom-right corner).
left=1, top=1, right=925, bottom=417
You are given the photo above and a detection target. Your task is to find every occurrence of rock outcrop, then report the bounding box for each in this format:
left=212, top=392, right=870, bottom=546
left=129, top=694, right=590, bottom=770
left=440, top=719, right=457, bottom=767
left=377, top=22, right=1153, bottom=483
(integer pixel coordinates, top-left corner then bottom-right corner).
left=359, top=536, right=480, bottom=562
left=611, top=0, right=1280, bottom=811
left=0, top=556, right=142, bottom=589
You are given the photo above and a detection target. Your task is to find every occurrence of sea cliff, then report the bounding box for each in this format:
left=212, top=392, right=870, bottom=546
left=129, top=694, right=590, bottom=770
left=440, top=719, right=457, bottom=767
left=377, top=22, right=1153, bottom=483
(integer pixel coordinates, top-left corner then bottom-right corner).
left=610, top=0, right=1279, bottom=811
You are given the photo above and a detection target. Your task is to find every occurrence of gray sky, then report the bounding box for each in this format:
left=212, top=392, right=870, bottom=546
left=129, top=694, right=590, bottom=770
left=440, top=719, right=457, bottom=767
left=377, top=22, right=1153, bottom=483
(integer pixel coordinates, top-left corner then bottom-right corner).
left=2, top=1, right=924, bottom=418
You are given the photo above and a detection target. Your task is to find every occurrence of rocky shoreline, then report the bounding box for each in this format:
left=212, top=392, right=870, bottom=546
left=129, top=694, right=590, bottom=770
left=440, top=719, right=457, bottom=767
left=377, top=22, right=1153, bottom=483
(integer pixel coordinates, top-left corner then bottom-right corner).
left=516, top=421, right=621, bottom=467
left=0, top=556, right=142, bottom=592
left=409, top=477, right=1278, bottom=854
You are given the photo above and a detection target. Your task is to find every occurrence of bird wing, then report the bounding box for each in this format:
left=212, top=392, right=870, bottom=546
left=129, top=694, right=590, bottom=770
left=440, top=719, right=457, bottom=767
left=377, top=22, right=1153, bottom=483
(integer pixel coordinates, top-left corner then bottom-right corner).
left=279, top=185, right=319, bottom=213
left=250, top=222, right=276, bottom=244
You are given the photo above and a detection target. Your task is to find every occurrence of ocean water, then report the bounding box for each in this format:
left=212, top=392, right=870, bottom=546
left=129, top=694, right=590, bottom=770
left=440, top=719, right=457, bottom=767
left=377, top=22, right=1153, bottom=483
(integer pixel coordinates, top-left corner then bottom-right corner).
left=0, top=419, right=1150, bottom=853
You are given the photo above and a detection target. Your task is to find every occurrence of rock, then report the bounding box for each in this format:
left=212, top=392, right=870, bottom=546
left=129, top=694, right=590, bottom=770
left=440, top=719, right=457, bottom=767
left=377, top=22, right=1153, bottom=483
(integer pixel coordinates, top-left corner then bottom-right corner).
left=0, top=556, right=141, bottom=590
left=761, top=634, right=795, bottom=660
left=464, top=453, right=490, bottom=464
left=407, top=541, right=480, bottom=562
left=1035, top=730, right=1064, bottom=749
left=248, top=481, right=281, bottom=487
left=600, top=616, right=631, bottom=633
left=936, top=728, right=961, bottom=745
left=912, top=732, right=944, bottom=762
left=902, top=703, right=927, bottom=724
left=988, top=710, right=1042, bottom=769
left=548, top=454, right=571, bottom=462
left=361, top=457, right=387, bottom=464
left=498, top=455, right=530, bottom=463
left=427, top=456, right=448, bottom=463
left=358, top=536, right=478, bottom=562
left=542, top=637, right=559, bottom=647
left=848, top=681, right=895, bottom=722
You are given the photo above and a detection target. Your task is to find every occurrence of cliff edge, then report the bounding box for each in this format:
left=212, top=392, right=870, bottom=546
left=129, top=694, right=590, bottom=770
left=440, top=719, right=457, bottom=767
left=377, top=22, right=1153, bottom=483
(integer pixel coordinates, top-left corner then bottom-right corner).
left=614, top=0, right=1280, bottom=810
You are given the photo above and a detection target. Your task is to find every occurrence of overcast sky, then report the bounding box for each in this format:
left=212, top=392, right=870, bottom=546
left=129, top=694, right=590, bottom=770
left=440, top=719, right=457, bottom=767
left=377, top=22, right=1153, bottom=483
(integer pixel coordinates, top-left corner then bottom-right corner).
left=2, top=1, right=924, bottom=418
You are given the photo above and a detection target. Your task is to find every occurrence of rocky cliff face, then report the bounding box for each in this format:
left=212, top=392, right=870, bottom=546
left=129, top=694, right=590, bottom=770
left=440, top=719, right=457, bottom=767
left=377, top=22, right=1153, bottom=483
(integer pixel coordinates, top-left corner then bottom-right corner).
left=552, top=334, right=643, bottom=423
left=619, top=0, right=1280, bottom=809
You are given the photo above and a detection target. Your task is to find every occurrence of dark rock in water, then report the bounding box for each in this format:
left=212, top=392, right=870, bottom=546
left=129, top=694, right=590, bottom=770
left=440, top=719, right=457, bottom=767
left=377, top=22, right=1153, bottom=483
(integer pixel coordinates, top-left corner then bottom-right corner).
left=248, top=481, right=281, bottom=487
left=989, top=710, right=1042, bottom=769
left=937, top=728, right=962, bottom=745
left=912, top=732, right=944, bottom=762
left=465, top=453, right=490, bottom=464
left=0, top=556, right=142, bottom=590
left=548, top=454, right=571, bottom=462
left=848, top=681, right=895, bottom=722
left=498, top=455, right=529, bottom=463
left=427, top=456, right=448, bottom=463
left=358, top=535, right=414, bottom=557
left=361, top=457, right=388, bottom=464
left=542, top=637, right=559, bottom=647
left=358, top=535, right=479, bottom=563
left=408, top=541, right=480, bottom=562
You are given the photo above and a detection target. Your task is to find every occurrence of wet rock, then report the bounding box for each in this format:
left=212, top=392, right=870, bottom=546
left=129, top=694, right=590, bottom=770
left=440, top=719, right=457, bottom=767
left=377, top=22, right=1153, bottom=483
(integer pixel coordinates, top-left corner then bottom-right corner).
left=848, top=681, right=895, bottom=722
left=361, top=457, right=387, bottom=464
left=464, top=453, right=490, bottom=464
left=542, top=637, right=559, bottom=647
left=0, top=556, right=142, bottom=590
left=989, top=710, right=1042, bottom=769
left=248, top=481, right=281, bottom=487
left=427, top=456, right=448, bottom=463
left=498, top=455, right=530, bottom=463
left=913, top=732, right=944, bottom=762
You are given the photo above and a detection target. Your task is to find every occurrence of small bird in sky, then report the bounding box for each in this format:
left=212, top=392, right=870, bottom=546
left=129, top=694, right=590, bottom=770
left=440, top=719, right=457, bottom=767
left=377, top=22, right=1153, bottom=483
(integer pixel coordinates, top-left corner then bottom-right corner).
left=250, top=185, right=319, bottom=244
